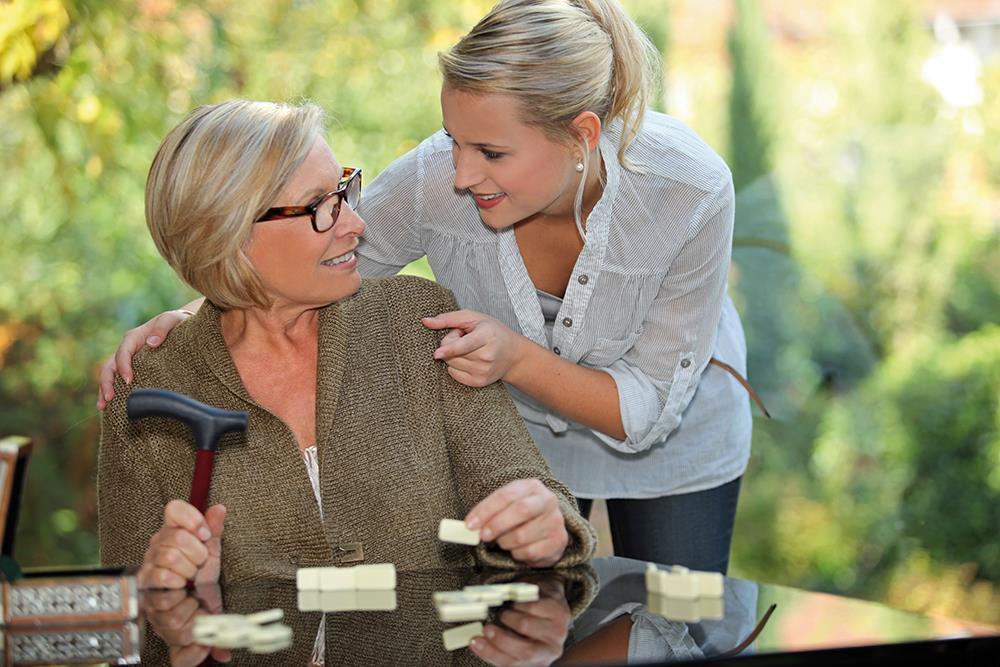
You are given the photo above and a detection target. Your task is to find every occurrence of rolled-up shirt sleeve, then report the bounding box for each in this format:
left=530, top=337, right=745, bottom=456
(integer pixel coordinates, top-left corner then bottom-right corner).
left=592, top=172, right=735, bottom=453
left=355, top=141, right=428, bottom=277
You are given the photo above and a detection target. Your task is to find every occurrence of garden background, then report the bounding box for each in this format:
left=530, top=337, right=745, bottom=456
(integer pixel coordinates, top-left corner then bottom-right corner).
left=1, top=0, right=997, bottom=624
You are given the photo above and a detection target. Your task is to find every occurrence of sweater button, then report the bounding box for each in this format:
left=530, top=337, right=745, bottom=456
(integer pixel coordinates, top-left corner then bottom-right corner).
left=562, top=317, right=573, bottom=328
left=553, top=346, right=561, bottom=355
left=680, top=358, right=691, bottom=368
left=578, top=274, right=589, bottom=285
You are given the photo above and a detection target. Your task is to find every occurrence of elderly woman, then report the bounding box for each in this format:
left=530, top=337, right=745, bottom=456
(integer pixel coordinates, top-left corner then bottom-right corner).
left=98, top=100, right=595, bottom=588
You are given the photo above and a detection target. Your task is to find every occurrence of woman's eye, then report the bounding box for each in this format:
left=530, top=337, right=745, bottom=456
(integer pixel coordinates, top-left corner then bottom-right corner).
left=482, top=150, right=503, bottom=160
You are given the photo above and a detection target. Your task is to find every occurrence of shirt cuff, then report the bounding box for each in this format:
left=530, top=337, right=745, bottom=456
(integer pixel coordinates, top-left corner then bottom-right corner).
left=595, top=360, right=676, bottom=454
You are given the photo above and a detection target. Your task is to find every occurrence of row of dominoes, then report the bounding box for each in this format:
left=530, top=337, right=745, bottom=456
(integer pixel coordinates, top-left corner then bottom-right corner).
left=645, top=563, right=724, bottom=600
left=296, top=563, right=396, bottom=591
left=192, top=608, right=292, bottom=653
left=293, top=517, right=475, bottom=594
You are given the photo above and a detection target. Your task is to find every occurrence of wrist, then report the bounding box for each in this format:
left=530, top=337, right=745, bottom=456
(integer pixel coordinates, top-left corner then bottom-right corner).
left=503, top=335, right=543, bottom=387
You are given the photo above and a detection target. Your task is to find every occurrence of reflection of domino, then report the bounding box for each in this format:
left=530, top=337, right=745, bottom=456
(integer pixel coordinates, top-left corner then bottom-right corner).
left=297, top=589, right=398, bottom=612
left=192, top=609, right=292, bottom=653
left=439, top=519, right=480, bottom=545
left=438, top=601, right=489, bottom=622
left=509, top=583, right=539, bottom=602
left=442, top=621, right=484, bottom=651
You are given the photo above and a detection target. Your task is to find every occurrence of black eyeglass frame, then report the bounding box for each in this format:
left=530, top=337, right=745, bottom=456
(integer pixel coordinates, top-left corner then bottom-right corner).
left=254, top=167, right=362, bottom=232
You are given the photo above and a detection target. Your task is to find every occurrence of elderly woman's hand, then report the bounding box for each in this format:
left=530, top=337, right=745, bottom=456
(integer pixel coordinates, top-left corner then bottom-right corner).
left=139, top=500, right=226, bottom=589
left=422, top=309, right=530, bottom=388
left=141, top=585, right=232, bottom=666
left=466, top=479, right=569, bottom=568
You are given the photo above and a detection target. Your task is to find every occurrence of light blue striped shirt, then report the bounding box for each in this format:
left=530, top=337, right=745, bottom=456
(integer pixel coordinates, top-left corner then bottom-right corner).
left=356, top=111, right=752, bottom=498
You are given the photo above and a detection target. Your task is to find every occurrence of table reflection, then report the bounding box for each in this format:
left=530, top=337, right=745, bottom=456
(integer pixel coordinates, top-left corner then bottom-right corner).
left=141, top=566, right=597, bottom=666
left=128, top=556, right=997, bottom=667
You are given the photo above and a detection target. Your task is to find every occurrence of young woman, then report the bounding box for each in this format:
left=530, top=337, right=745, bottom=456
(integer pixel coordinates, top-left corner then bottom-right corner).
left=99, top=0, right=752, bottom=573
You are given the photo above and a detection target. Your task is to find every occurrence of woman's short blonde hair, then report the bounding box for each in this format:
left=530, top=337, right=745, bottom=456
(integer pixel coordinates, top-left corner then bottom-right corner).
left=145, top=99, right=325, bottom=310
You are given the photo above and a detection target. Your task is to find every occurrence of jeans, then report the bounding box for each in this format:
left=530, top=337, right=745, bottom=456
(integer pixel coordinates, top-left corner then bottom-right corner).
left=576, top=476, right=742, bottom=574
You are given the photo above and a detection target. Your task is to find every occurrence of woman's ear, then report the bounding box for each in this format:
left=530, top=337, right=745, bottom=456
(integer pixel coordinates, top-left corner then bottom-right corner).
left=570, top=111, right=602, bottom=152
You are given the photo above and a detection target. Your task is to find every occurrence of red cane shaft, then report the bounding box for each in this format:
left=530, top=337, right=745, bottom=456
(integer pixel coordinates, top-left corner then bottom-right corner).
left=189, top=449, right=215, bottom=514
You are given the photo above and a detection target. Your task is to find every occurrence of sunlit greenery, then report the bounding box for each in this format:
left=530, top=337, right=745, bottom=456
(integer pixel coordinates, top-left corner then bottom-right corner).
left=1, top=0, right=996, bottom=624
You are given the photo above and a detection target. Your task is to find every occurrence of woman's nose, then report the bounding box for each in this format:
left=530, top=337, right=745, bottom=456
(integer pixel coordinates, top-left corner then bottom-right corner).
left=336, top=204, right=366, bottom=237
left=452, top=152, right=483, bottom=191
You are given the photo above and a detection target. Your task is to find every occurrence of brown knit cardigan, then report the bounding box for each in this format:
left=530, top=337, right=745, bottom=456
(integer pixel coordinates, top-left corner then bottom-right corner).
left=99, top=276, right=595, bottom=582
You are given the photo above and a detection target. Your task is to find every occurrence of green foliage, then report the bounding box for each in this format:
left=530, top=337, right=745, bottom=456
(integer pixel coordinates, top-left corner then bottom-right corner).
left=727, top=0, right=999, bottom=622
left=727, top=0, right=775, bottom=192
left=0, top=0, right=69, bottom=85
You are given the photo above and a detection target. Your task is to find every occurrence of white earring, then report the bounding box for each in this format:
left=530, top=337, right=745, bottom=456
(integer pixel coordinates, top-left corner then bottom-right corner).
left=575, top=161, right=584, bottom=173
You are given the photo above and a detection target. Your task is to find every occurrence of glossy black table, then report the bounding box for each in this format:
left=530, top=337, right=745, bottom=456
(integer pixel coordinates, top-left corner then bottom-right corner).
left=9, top=557, right=997, bottom=665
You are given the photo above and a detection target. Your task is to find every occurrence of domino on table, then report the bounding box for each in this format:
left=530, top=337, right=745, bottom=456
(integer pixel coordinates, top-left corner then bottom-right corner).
left=644, top=564, right=724, bottom=599
left=296, top=563, right=397, bottom=591
left=442, top=622, right=484, bottom=651
left=439, top=518, right=480, bottom=545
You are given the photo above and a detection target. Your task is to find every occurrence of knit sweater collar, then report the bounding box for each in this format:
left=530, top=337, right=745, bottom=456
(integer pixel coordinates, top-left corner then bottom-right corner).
left=186, top=297, right=355, bottom=436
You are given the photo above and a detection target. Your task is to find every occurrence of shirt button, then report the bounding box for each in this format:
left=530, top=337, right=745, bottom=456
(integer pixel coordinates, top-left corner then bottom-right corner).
left=553, top=346, right=561, bottom=356
left=562, top=317, right=573, bottom=328
left=578, top=274, right=589, bottom=285
left=680, top=358, right=691, bottom=369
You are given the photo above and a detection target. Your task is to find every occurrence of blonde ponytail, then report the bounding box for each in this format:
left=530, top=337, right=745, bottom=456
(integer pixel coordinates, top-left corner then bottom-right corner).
left=575, top=0, right=659, bottom=167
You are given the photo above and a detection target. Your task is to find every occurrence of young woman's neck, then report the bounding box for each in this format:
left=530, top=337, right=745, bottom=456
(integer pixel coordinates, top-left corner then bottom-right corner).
left=537, top=149, right=605, bottom=228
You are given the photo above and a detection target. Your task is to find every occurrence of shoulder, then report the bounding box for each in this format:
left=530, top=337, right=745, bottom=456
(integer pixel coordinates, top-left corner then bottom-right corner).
left=618, top=111, right=732, bottom=200
left=349, top=276, right=458, bottom=320
left=129, top=315, right=201, bottom=387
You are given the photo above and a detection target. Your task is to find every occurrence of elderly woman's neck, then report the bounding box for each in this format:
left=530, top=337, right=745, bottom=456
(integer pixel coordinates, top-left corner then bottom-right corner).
left=220, top=304, right=320, bottom=353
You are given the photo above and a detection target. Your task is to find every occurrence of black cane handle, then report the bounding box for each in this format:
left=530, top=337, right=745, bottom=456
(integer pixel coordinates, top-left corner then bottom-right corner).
left=126, top=389, right=248, bottom=452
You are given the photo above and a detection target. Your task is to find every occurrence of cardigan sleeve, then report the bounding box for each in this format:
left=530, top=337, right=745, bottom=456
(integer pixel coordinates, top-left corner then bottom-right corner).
left=385, top=277, right=596, bottom=568
left=98, top=375, right=168, bottom=569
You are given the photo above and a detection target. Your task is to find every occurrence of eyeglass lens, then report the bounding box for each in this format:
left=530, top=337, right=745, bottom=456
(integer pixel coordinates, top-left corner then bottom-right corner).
left=315, top=172, right=361, bottom=232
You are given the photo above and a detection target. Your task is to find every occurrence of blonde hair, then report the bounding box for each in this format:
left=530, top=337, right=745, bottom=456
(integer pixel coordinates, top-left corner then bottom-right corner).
left=145, top=100, right=325, bottom=310
left=439, top=0, right=660, bottom=237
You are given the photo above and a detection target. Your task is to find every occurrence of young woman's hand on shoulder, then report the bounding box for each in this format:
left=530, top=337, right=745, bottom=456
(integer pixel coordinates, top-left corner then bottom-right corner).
left=423, top=309, right=531, bottom=388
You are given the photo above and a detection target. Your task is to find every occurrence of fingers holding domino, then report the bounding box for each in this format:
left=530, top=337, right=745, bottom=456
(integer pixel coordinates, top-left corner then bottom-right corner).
left=459, top=479, right=569, bottom=567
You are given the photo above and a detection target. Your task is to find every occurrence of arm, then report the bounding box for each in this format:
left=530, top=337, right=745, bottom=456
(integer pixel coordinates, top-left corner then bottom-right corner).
left=353, top=137, right=429, bottom=277
left=99, top=376, right=225, bottom=587
left=430, top=303, right=596, bottom=569
left=97, top=298, right=204, bottom=408
left=425, top=312, right=625, bottom=439
left=595, top=173, right=736, bottom=452
left=98, top=376, right=171, bottom=567
left=98, top=136, right=440, bottom=407
left=428, top=172, right=736, bottom=451
left=388, top=276, right=595, bottom=568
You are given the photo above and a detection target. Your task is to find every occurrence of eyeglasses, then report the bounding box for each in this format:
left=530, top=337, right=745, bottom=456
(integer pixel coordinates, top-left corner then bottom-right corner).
left=255, top=167, right=362, bottom=233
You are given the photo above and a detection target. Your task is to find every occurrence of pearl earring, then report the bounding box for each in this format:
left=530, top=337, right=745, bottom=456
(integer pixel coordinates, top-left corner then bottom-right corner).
left=575, top=161, right=584, bottom=173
